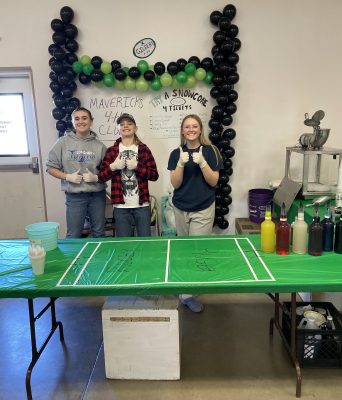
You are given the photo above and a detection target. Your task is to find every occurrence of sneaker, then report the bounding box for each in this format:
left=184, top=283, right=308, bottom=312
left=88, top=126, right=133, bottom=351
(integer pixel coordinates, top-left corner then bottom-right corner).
left=181, top=297, right=204, bottom=313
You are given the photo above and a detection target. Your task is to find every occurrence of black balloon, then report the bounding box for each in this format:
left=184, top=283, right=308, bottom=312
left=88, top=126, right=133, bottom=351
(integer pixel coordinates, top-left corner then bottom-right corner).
left=216, top=94, right=229, bottom=106
left=188, top=56, right=200, bottom=68
left=58, top=131, right=65, bottom=138
left=49, top=81, right=62, bottom=93
left=212, top=105, right=225, bottom=119
left=217, top=62, right=230, bottom=76
left=208, top=131, right=221, bottom=144
left=228, top=53, right=239, bottom=65
left=52, top=107, right=66, bottom=120
left=167, top=62, right=179, bottom=75
left=227, top=24, right=239, bottom=38
left=61, top=85, right=75, bottom=98
left=225, top=147, right=235, bottom=158
left=218, top=16, right=231, bottom=31
left=114, top=68, right=127, bottom=81
left=56, top=120, right=67, bottom=132
left=222, top=114, right=233, bottom=126
left=90, top=69, right=103, bottom=82
left=154, top=62, right=166, bottom=75
left=214, top=215, right=224, bottom=226
left=49, top=71, right=58, bottom=82
left=66, top=119, right=74, bottom=129
left=228, top=89, right=238, bottom=102
left=212, top=75, right=224, bottom=86
left=213, top=52, right=225, bottom=65
left=128, top=67, right=141, bottom=79
left=51, top=18, right=65, bottom=32
left=223, top=4, right=237, bottom=20
left=224, top=128, right=236, bottom=140
left=200, top=57, right=213, bottom=71
left=111, top=60, right=121, bottom=71
left=144, top=70, right=155, bottom=81
left=57, top=72, right=71, bottom=86
left=213, top=31, right=226, bottom=45
left=219, top=138, right=231, bottom=149
left=227, top=72, right=239, bottom=84
left=210, top=86, right=220, bottom=99
left=221, top=206, right=229, bottom=216
left=221, top=185, right=232, bottom=196
left=69, top=97, right=81, bottom=107
left=209, top=119, right=222, bottom=131
left=210, top=10, right=222, bottom=25
left=226, top=103, right=237, bottom=115
left=218, top=174, right=229, bottom=185
left=211, top=45, right=220, bottom=56
left=215, top=205, right=224, bottom=215
left=79, top=73, right=91, bottom=85
left=221, top=39, right=235, bottom=54
left=220, top=82, right=233, bottom=94
left=91, top=56, right=103, bottom=69
left=233, top=38, right=241, bottom=51
left=223, top=158, right=232, bottom=168
left=52, top=31, right=66, bottom=45
left=65, top=52, right=78, bottom=65
left=65, top=39, right=78, bottom=53
left=64, top=102, right=78, bottom=115
left=218, top=219, right=229, bottom=230
left=223, top=195, right=232, bottom=206
left=48, top=44, right=59, bottom=56
left=60, top=6, right=74, bottom=24
left=50, top=60, right=64, bottom=73
left=53, top=95, right=66, bottom=108
left=64, top=24, right=78, bottom=39
left=215, top=193, right=223, bottom=205
left=176, top=58, right=187, bottom=71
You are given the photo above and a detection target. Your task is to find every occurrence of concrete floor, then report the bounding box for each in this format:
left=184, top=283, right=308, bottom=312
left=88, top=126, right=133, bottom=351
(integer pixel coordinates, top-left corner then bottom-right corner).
left=0, top=294, right=342, bottom=400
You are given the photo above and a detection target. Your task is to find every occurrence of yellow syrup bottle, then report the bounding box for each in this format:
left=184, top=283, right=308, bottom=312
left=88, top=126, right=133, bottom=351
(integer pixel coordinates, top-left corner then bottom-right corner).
left=261, top=204, right=275, bottom=252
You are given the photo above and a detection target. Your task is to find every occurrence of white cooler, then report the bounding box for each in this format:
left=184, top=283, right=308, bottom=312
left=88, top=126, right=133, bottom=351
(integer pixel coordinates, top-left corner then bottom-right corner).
left=102, top=296, right=181, bottom=380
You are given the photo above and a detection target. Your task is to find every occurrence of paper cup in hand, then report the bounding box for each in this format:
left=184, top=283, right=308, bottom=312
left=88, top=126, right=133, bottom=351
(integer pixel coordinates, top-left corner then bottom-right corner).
left=29, top=249, right=46, bottom=275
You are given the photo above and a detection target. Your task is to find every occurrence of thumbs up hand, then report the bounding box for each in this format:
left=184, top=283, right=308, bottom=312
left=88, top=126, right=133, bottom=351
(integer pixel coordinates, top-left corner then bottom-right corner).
left=177, top=146, right=189, bottom=168
left=82, top=168, right=98, bottom=183
left=65, top=169, right=83, bottom=184
left=192, top=146, right=207, bottom=168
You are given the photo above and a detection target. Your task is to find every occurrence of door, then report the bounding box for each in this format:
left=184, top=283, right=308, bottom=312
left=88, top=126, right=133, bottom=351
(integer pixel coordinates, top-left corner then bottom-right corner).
left=0, top=67, right=46, bottom=239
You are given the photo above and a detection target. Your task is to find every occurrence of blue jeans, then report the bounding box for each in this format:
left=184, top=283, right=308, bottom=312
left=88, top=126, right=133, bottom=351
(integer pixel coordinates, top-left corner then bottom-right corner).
left=114, top=206, right=151, bottom=237
left=65, top=191, right=106, bottom=238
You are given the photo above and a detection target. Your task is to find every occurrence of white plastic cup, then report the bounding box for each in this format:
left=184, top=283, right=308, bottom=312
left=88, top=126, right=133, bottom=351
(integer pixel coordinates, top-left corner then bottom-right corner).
left=29, top=253, right=46, bottom=275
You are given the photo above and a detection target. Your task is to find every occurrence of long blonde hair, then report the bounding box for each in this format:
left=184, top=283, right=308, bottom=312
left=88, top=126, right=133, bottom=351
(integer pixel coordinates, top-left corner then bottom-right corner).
left=180, top=114, right=222, bottom=166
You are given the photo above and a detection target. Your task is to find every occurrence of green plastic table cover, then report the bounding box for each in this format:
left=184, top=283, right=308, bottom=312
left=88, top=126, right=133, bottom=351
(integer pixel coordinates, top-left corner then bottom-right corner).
left=1, top=236, right=342, bottom=299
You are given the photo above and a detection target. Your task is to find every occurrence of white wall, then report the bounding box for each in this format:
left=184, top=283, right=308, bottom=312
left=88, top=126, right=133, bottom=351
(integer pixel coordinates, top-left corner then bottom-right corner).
left=1, top=0, right=342, bottom=236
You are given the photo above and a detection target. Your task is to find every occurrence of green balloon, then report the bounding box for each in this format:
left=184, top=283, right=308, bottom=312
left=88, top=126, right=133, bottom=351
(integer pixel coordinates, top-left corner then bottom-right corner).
left=151, top=77, right=162, bottom=91
left=204, top=71, right=214, bottom=84
left=124, top=77, right=136, bottom=90
left=184, top=63, right=196, bottom=75
left=122, top=66, right=129, bottom=74
left=83, top=63, right=94, bottom=76
left=160, top=73, right=172, bottom=87
left=80, top=55, right=91, bottom=65
left=101, top=61, right=112, bottom=75
left=194, top=67, right=206, bottom=81
left=114, top=80, right=125, bottom=90
left=137, top=60, right=149, bottom=74
left=103, top=73, right=115, bottom=87
left=172, top=76, right=182, bottom=89
left=136, top=77, right=149, bottom=92
left=176, top=71, right=188, bottom=84
left=72, top=61, right=83, bottom=74
left=184, top=75, right=196, bottom=88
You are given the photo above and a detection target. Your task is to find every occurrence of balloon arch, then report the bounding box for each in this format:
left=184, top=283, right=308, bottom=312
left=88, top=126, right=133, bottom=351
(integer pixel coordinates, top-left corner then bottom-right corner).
left=48, top=4, right=240, bottom=230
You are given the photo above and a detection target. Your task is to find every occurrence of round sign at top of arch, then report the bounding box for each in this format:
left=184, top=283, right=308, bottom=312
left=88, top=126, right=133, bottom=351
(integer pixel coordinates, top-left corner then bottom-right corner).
left=133, top=38, right=156, bottom=58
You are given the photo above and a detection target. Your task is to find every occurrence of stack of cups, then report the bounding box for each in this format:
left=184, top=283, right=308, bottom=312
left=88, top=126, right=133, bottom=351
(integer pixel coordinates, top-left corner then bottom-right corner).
left=29, top=244, right=46, bottom=275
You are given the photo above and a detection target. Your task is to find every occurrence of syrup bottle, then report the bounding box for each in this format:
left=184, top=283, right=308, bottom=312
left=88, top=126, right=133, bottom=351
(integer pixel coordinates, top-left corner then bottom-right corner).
left=308, top=206, right=323, bottom=256
left=292, top=203, right=308, bottom=254
left=261, top=204, right=275, bottom=253
left=321, top=204, right=334, bottom=252
left=276, top=202, right=290, bottom=255
left=334, top=216, right=342, bottom=254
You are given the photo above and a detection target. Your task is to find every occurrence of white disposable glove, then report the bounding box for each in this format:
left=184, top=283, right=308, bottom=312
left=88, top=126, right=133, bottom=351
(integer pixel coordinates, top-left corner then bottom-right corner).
left=126, top=158, right=138, bottom=170
left=192, top=146, right=207, bottom=168
left=65, top=169, right=82, bottom=184
left=110, top=157, right=125, bottom=171
left=82, top=168, right=98, bottom=183
left=177, top=146, right=189, bottom=168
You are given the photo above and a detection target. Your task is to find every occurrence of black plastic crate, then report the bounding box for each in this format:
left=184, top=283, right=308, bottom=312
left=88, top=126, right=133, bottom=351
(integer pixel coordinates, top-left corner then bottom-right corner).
left=282, top=301, right=342, bottom=368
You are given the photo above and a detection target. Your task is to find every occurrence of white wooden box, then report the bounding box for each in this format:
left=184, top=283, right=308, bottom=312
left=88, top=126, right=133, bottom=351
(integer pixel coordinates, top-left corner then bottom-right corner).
left=102, top=296, right=180, bottom=380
